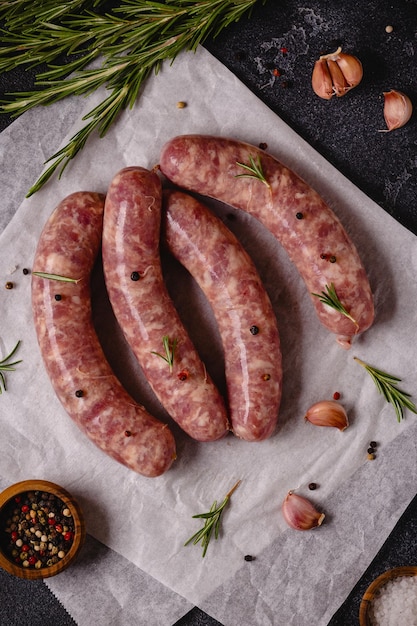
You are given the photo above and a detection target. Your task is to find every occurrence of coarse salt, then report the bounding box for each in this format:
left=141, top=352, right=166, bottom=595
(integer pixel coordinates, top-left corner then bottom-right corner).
left=369, top=575, right=417, bottom=625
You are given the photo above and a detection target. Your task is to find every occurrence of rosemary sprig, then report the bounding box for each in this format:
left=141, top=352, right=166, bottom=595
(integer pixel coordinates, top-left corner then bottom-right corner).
left=311, top=282, right=358, bottom=328
left=235, top=154, right=270, bottom=187
left=0, top=0, right=265, bottom=196
left=32, top=271, right=81, bottom=283
left=354, top=357, right=417, bottom=422
left=184, top=480, right=241, bottom=557
left=151, top=335, right=178, bottom=373
left=0, top=340, right=22, bottom=394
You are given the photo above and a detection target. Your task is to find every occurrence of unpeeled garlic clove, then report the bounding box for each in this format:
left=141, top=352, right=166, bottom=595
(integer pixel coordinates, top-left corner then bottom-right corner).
left=382, top=89, right=413, bottom=131
left=304, top=400, right=349, bottom=431
left=312, top=46, right=363, bottom=99
left=282, top=491, right=325, bottom=531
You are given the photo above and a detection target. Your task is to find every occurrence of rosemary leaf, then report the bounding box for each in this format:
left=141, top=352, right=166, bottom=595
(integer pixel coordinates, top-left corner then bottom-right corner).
left=0, top=340, right=22, bottom=394
left=32, top=271, right=81, bottom=283
left=0, top=0, right=265, bottom=195
left=184, top=480, right=241, bottom=557
left=151, top=335, right=178, bottom=373
left=354, top=357, right=417, bottom=422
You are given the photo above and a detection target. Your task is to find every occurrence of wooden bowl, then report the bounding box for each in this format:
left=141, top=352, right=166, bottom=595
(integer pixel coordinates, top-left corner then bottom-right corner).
left=359, top=565, right=417, bottom=625
left=0, top=479, right=85, bottom=579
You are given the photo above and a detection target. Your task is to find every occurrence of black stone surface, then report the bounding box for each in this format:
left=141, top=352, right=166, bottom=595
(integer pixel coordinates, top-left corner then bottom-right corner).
left=1, top=2, right=417, bottom=625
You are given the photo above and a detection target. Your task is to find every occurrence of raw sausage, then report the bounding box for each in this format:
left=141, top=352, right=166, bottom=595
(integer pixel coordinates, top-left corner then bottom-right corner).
left=162, top=189, right=282, bottom=441
left=32, top=191, right=176, bottom=478
left=102, top=167, right=229, bottom=442
left=159, top=135, right=375, bottom=348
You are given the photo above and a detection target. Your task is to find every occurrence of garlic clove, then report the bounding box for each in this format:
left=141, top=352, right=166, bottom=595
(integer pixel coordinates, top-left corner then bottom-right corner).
left=311, top=58, right=334, bottom=100
left=304, top=399, right=349, bottom=431
left=282, top=491, right=325, bottom=531
left=327, top=59, right=349, bottom=96
left=336, top=52, right=363, bottom=89
left=312, top=46, right=363, bottom=99
left=382, top=89, right=413, bottom=131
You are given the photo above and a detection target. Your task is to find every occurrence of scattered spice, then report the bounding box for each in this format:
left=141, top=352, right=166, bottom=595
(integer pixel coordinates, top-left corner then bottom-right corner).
left=249, top=325, right=259, bottom=335
left=272, top=68, right=281, bottom=77
left=333, top=391, right=341, bottom=400
left=176, top=101, right=187, bottom=108
left=296, top=212, right=304, bottom=220
left=124, top=430, right=132, bottom=437
left=370, top=441, right=377, bottom=448
left=22, top=268, right=29, bottom=275
left=75, top=389, right=84, bottom=398
left=130, top=271, right=140, bottom=281
left=262, top=373, right=271, bottom=381
left=5, top=282, right=13, bottom=290
left=244, top=554, right=255, bottom=561
left=258, top=142, right=268, bottom=150
left=367, top=452, right=376, bottom=461
left=385, top=24, right=394, bottom=33
left=280, top=47, right=288, bottom=55
left=329, top=255, right=337, bottom=263
left=54, top=294, right=62, bottom=301
left=0, top=490, right=75, bottom=569
left=308, top=483, right=318, bottom=491
left=177, top=369, right=189, bottom=381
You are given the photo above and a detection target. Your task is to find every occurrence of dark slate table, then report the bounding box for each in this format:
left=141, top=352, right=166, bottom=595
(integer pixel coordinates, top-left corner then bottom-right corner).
left=2, top=1, right=417, bottom=624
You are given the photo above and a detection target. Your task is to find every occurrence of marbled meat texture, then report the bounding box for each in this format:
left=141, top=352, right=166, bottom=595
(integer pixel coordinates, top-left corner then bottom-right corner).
left=102, top=167, right=229, bottom=442
left=32, top=191, right=176, bottom=477
left=163, top=190, right=282, bottom=441
left=159, top=135, right=375, bottom=348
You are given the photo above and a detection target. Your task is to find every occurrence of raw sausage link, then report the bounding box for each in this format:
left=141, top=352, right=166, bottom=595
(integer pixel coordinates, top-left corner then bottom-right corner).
left=31, top=191, right=176, bottom=478
left=163, top=190, right=282, bottom=441
left=159, top=135, right=375, bottom=348
left=102, top=167, right=229, bottom=442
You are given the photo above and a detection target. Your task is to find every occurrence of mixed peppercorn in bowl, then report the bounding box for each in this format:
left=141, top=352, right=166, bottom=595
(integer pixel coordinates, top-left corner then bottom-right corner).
left=0, top=479, right=85, bottom=579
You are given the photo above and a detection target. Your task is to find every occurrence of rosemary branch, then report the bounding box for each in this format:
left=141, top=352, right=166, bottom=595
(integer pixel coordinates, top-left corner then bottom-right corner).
left=311, top=282, right=358, bottom=328
left=0, top=0, right=266, bottom=196
left=354, top=357, right=417, bottom=422
left=32, top=271, right=81, bottom=283
left=151, top=335, right=178, bottom=373
left=235, top=154, right=270, bottom=187
left=184, top=480, right=241, bottom=557
left=0, top=340, right=22, bottom=394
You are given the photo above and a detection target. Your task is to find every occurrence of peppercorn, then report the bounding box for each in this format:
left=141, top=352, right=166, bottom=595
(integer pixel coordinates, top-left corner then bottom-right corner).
left=5, top=281, right=13, bottom=290
left=178, top=369, right=189, bottom=381
left=370, top=441, right=377, bottom=448
left=54, top=294, right=62, bottom=301
left=258, top=142, right=268, bottom=150
left=176, top=101, right=187, bottom=109
left=130, top=271, right=140, bottom=281
left=333, top=391, right=341, bottom=400
left=262, top=373, right=271, bottom=381
left=329, top=255, right=336, bottom=263
left=308, top=483, right=318, bottom=490
left=296, top=212, right=303, bottom=220
left=244, top=554, right=255, bottom=561
left=22, top=268, right=29, bottom=275
left=124, top=430, right=132, bottom=437
left=75, top=389, right=84, bottom=398
left=249, top=325, right=259, bottom=335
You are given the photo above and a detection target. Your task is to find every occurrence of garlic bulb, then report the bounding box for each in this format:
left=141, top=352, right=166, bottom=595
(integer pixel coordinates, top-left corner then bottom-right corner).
left=382, top=90, right=413, bottom=131
left=282, top=491, right=325, bottom=531
left=304, top=400, right=349, bottom=431
left=312, top=46, right=363, bottom=100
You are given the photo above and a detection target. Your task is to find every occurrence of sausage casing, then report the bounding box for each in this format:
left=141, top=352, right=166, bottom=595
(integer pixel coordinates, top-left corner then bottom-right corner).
left=102, top=167, right=229, bottom=442
left=159, top=135, right=375, bottom=348
left=32, top=191, right=176, bottom=477
left=163, top=190, right=282, bottom=441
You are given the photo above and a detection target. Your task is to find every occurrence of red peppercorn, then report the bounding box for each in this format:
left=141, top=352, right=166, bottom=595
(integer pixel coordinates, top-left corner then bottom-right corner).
left=48, top=518, right=55, bottom=525
left=273, top=68, right=281, bottom=77
left=28, top=556, right=37, bottom=565
left=21, top=544, right=29, bottom=552
left=178, top=369, right=189, bottom=381
left=21, top=504, right=29, bottom=513
left=333, top=391, right=341, bottom=400
left=55, top=524, right=63, bottom=533
left=11, top=531, right=18, bottom=541
left=64, top=531, right=73, bottom=541
left=281, top=47, right=288, bottom=54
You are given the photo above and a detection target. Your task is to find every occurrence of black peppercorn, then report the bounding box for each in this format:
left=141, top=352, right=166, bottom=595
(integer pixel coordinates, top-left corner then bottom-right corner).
left=75, top=389, right=84, bottom=398
left=296, top=212, right=303, bottom=220
left=22, top=268, right=29, bottom=275
left=370, top=441, right=377, bottom=448
left=249, top=325, right=259, bottom=335
left=54, top=294, right=62, bottom=301
left=130, top=271, right=140, bottom=281
left=308, top=482, right=317, bottom=490
left=244, top=554, right=255, bottom=561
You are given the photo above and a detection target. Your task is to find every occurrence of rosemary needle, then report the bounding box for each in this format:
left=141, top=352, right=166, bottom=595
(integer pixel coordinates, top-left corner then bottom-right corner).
left=354, top=357, right=417, bottom=422
left=184, top=480, right=241, bottom=557
left=235, top=154, right=270, bottom=187
left=0, top=0, right=266, bottom=196
left=151, top=335, right=178, bottom=373
left=32, top=271, right=81, bottom=283
left=0, top=340, right=22, bottom=394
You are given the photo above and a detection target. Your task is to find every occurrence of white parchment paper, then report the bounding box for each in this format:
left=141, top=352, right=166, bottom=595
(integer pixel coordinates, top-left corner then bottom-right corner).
left=1, top=47, right=417, bottom=626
